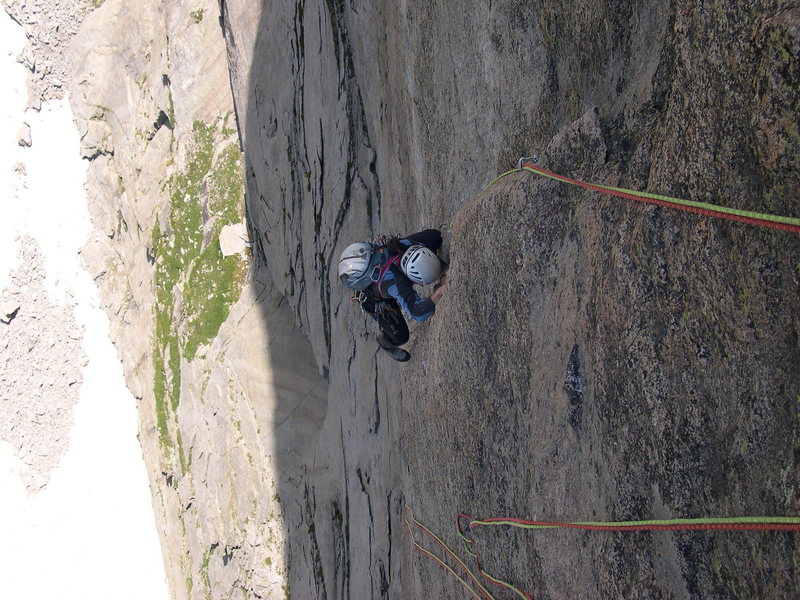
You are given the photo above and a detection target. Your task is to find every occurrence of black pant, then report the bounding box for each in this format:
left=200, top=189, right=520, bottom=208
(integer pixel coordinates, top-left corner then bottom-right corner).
left=373, top=300, right=410, bottom=349
left=404, top=229, right=442, bottom=253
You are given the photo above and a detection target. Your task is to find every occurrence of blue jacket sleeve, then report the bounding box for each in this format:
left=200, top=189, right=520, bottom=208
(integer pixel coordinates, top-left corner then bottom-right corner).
left=381, top=268, right=435, bottom=322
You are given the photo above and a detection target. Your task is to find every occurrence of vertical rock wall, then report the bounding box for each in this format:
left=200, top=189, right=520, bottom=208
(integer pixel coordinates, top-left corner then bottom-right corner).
left=220, top=1, right=799, bottom=598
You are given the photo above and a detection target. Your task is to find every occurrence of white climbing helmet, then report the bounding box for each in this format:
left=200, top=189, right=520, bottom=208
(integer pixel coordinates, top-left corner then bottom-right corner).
left=338, top=242, right=383, bottom=291
left=400, top=245, right=441, bottom=285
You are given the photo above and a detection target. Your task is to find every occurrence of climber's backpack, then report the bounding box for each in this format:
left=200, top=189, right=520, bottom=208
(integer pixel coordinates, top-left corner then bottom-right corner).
left=351, top=253, right=401, bottom=310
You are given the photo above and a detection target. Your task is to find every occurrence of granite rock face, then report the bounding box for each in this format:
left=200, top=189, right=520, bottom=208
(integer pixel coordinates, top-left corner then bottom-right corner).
left=404, top=111, right=800, bottom=599
left=58, top=0, right=800, bottom=598
left=221, top=1, right=799, bottom=598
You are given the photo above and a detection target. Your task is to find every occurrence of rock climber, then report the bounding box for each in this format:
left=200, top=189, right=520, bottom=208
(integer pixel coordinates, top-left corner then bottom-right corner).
left=337, top=229, right=447, bottom=362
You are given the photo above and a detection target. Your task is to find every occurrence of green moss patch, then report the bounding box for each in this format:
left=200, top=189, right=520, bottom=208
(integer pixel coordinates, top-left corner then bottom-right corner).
left=151, top=117, right=247, bottom=460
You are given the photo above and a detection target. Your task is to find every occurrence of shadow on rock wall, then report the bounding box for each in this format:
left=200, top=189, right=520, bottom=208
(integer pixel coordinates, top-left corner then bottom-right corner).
left=225, top=1, right=406, bottom=598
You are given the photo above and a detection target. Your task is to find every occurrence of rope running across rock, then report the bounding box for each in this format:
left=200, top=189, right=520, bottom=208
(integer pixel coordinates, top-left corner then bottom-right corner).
left=491, top=159, right=800, bottom=233
left=406, top=507, right=800, bottom=600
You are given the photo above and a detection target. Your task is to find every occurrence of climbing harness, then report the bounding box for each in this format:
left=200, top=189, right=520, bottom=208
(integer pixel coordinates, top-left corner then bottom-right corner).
left=492, top=158, right=800, bottom=233
left=350, top=254, right=401, bottom=310
left=406, top=506, right=800, bottom=600
left=375, top=255, right=401, bottom=296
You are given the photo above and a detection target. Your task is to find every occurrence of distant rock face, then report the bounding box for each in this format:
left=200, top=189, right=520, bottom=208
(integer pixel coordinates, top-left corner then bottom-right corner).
left=65, top=0, right=310, bottom=597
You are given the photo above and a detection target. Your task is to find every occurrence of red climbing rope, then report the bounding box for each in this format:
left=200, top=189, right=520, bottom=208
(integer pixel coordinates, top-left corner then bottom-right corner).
left=466, top=514, right=800, bottom=532
left=406, top=508, right=800, bottom=600
left=491, top=161, right=800, bottom=234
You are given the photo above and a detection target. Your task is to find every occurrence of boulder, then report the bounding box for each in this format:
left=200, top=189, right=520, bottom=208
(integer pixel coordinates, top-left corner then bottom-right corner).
left=218, top=223, right=247, bottom=257
left=79, top=119, right=113, bottom=159
left=1, top=302, right=20, bottom=324
left=16, top=122, right=31, bottom=147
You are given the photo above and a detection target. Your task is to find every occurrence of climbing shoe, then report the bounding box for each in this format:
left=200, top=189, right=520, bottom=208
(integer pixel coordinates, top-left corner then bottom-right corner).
left=383, top=346, right=411, bottom=362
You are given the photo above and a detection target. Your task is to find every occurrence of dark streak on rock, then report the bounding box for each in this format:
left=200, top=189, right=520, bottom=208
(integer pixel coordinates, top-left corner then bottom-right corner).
left=565, top=343, right=584, bottom=431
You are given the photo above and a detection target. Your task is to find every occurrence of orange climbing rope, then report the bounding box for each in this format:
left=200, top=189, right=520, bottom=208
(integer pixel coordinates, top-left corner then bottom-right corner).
left=491, top=160, right=800, bottom=233
left=406, top=507, right=800, bottom=600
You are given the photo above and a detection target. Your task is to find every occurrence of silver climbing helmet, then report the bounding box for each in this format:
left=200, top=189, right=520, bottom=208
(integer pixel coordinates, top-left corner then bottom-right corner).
left=400, top=245, right=441, bottom=285
left=338, top=242, right=384, bottom=291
